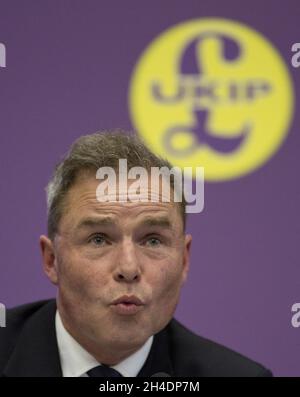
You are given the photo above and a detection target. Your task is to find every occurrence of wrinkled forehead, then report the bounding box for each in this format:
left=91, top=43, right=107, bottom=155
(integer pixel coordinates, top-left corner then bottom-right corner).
left=70, top=169, right=179, bottom=200
left=62, top=171, right=184, bottom=230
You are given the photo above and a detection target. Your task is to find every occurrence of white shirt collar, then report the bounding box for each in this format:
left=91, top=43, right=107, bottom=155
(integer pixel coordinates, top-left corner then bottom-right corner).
left=55, top=310, right=153, bottom=377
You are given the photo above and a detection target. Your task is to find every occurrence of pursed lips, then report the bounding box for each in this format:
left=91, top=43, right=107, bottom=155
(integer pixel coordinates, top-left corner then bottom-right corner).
left=112, top=295, right=144, bottom=306
left=111, top=295, right=145, bottom=315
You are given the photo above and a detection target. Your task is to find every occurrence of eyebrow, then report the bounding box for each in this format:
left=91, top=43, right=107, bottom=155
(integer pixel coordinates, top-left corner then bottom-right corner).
left=138, top=216, right=172, bottom=230
left=75, top=216, right=172, bottom=231
left=75, top=217, right=116, bottom=230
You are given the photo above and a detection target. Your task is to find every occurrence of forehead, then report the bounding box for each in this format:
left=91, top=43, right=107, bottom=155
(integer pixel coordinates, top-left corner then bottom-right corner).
left=62, top=173, right=183, bottom=228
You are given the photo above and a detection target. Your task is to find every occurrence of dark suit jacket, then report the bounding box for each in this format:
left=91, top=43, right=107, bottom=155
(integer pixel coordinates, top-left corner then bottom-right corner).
left=0, top=299, right=272, bottom=377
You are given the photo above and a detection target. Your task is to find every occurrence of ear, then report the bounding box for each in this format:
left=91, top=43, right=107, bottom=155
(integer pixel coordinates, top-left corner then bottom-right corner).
left=39, top=235, right=58, bottom=285
left=182, top=234, right=192, bottom=284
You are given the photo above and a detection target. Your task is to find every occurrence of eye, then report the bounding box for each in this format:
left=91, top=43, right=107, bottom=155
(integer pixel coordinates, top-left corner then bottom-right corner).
left=88, top=234, right=108, bottom=246
left=145, top=236, right=162, bottom=248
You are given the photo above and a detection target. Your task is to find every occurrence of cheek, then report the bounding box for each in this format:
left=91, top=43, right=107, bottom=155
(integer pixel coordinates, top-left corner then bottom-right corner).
left=151, top=260, right=184, bottom=305
left=56, top=249, right=110, bottom=301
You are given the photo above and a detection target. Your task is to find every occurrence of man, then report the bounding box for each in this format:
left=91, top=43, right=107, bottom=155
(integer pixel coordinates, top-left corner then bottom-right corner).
left=0, top=131, right=272, bottom=377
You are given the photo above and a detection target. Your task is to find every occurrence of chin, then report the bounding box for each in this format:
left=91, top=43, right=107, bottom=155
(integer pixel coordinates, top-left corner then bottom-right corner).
left=106, top=332, right=148, bottom=351
left=108, top=322, right=151, bottom=343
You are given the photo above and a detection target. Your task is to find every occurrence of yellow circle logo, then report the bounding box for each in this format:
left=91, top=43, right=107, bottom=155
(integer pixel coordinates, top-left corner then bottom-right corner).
left=129, top=18, right=294, bottom=181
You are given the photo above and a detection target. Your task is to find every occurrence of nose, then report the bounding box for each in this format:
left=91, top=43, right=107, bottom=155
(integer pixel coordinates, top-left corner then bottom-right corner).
left=113, top=240, right=141, bottom=283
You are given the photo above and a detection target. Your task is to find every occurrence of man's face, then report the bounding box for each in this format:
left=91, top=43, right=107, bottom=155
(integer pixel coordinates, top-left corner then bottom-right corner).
left=40, top=173, right=192, bottom=357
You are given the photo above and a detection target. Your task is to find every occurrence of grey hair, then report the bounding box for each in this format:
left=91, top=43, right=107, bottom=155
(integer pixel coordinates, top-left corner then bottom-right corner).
left=46, top=130, right=186, bottom=239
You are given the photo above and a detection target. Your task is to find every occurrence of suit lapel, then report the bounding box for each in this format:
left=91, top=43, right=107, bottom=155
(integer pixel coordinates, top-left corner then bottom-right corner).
left=137, top=322, right=174, bottom=377
left=3, top=298, right=175, bottom=377
left=3, top=300, right=62, bottom=377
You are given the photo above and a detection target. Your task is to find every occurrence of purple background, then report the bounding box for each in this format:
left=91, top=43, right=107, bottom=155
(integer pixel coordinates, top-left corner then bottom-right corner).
left=0, top=0, right=299, bottom=376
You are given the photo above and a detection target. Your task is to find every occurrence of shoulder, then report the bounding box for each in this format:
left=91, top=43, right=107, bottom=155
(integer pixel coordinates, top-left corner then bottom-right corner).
left=4, top=299, right=54, bottom=332
left=167, top=319, right=272, bottom=377
left=0, top=300, right=55, bottom=371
